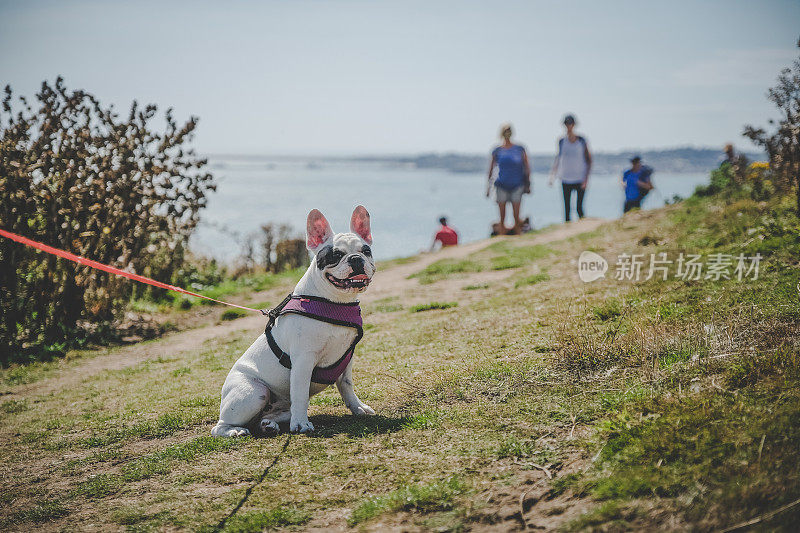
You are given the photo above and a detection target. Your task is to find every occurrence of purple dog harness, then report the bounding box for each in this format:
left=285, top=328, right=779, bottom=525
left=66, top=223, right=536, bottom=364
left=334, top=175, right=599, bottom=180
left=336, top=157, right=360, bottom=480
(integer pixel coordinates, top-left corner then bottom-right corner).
left=264, top=293, right=363, bottom=385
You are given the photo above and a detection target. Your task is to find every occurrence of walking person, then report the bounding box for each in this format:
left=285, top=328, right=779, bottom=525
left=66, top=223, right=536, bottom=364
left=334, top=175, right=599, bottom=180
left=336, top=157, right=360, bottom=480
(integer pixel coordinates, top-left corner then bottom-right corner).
left=621, top=156, right=653, bottom=213
left=486, top=123, right=531, bottom=235
left=548, top=114, right=592, bottom=221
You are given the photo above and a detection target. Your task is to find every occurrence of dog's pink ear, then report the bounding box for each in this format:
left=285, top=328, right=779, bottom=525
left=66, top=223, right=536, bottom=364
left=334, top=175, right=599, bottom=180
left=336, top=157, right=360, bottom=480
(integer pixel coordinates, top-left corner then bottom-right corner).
left=350, top=205, right=372, bottom=244
left=306, top=209, right=333, bottom=251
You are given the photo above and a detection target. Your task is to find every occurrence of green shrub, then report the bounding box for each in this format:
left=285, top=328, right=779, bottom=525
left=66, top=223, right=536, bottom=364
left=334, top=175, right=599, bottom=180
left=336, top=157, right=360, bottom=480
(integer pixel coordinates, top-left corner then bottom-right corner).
left=0, top=79, right=215, bottom=365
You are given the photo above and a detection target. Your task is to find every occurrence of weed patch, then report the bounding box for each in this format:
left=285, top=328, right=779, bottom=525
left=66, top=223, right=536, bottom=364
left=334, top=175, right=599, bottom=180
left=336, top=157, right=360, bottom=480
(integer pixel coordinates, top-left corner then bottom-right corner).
left=495, top=436, right=536, bottom=459
left=349, top=477, right=468, bottom=525
left=410, top=259, right=483, bottom=284
left=411, top=302, right=458, bottom=313
left=483, top=243, right=554, bottom=271
left=592, top=298, right=622, bottom=321
left=73, top=411, right=208, bottom=448
left=221, top=309, right=248, bottom=321
left=110, top=507, right=170, bottom=526
left=401, top=410, right=442, bottom=430
left=123, top=436, right=246, bottom=482
left=515, top=273, right=550, bottom=288
left=9, top=500, right=69, bottom=524
left=1, top=398, right=28, bottom=414
left=216, top=507, right=310, bottom=532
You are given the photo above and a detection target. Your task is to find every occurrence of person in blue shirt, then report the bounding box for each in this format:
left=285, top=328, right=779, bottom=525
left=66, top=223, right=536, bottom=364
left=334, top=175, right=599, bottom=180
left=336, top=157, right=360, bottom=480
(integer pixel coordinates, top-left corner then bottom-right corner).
left=621, top=156, right=653, bottom=213
left=486, top=123, right=531, bottom=235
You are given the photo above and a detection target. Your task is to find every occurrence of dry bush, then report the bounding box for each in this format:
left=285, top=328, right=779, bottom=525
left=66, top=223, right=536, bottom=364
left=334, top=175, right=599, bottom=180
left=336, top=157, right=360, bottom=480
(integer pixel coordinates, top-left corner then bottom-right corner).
left=259, top=223, right=307, bottom=273
left=0, top=78, right=215, bottom=364
left=274, top=239, right=307, bottom=272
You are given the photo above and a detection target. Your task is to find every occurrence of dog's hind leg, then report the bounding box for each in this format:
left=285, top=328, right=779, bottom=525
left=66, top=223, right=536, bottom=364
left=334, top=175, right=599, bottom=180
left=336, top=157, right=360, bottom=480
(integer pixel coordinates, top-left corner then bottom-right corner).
left=211, top=370, right=269, bottom=437
left=258, top=399, right=290, bottom=437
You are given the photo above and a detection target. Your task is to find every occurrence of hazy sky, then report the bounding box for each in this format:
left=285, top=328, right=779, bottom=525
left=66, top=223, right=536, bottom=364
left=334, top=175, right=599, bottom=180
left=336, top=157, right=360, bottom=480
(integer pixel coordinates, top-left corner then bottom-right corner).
left=1, top=0, right=798, bottom=155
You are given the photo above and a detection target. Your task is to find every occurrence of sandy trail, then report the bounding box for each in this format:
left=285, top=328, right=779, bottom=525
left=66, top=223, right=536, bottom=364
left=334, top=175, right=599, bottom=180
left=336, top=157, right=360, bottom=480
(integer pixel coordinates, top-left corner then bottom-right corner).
left=362, top=217, right=604, bottom=302
left=5, top=217, right=605, bottom=400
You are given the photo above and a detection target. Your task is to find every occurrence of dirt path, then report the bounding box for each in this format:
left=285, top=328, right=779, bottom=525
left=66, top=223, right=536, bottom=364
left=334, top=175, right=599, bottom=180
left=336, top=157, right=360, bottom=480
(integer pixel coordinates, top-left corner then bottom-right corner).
left=5, top=217, right=605, bottom=401
left=363, top=217, right=605, bottom=303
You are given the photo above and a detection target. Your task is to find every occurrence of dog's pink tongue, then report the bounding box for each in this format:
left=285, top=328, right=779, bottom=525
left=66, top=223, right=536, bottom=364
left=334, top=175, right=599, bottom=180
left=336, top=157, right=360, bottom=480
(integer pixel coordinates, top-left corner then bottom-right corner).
left=349, top=274, right=368, bottom=281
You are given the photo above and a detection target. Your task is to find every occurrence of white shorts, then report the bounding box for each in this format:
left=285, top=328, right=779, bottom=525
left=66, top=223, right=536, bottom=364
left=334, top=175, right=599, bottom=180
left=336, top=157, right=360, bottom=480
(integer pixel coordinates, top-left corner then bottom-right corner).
left=495, top=184, right=524, bottom=204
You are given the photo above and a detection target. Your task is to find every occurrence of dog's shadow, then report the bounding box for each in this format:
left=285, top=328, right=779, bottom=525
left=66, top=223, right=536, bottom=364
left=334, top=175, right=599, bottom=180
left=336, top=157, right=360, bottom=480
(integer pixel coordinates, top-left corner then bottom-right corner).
left=260, top=414, right=411, bottom=439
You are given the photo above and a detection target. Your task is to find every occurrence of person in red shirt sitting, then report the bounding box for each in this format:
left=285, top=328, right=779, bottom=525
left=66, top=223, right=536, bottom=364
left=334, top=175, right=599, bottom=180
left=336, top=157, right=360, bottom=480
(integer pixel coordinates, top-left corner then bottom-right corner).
left=430, top=217, right=459, bottom=251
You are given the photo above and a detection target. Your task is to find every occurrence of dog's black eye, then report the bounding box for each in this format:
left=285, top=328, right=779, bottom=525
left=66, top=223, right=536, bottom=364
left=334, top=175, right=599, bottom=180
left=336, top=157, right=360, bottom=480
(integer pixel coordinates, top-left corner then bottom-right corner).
left=316, top=246, right=349, bottom=269
left=361, top=245, right=372, bottom=257
left=316, top=245, right=333, bottom=269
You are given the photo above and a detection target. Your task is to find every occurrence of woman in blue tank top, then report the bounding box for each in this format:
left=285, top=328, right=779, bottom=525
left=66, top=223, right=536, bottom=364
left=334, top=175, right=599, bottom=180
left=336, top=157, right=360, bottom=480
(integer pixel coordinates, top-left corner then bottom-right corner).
left=486, top=123, right=531, bottom=235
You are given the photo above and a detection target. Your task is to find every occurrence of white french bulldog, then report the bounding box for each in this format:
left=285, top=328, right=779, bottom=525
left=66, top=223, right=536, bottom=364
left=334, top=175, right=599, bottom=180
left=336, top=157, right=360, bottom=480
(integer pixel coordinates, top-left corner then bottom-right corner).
left=211, top=206, right=377, bottom=437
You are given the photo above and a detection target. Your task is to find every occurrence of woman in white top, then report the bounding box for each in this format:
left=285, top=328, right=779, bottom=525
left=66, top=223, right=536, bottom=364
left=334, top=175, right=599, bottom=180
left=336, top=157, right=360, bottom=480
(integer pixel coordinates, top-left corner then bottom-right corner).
left=548, top=114, right=592, bottom=222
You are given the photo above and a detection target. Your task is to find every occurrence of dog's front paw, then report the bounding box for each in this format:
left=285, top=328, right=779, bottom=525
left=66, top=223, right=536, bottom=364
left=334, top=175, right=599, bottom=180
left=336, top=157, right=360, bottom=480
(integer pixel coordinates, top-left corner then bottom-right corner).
left=211, top=423, right=251, bottom=438
left=289, top=419, right=315, bottom=434
left=349, top=403, right=375, bottom=416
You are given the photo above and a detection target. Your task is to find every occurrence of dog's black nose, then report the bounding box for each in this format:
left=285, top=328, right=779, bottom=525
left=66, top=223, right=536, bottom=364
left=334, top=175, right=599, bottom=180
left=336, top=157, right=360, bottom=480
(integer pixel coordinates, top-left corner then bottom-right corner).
left=348, top=255, right=365, bottom=273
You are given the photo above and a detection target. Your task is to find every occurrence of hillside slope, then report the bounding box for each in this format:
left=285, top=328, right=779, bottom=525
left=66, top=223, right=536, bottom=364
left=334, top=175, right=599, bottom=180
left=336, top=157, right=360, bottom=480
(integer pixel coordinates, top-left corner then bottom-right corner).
left=1, top=193, right=798, bottom=532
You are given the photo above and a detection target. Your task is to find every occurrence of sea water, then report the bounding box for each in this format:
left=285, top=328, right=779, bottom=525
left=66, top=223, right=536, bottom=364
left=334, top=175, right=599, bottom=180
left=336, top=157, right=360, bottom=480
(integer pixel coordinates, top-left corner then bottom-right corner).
left=190, top=157, right=710, bottom=262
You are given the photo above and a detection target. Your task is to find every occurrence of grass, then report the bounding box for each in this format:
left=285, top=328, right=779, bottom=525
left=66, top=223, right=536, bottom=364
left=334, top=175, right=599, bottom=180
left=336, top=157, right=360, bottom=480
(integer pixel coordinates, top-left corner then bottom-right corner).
left=483, top=242, right=554, bottom=270
left=2, top=186, right=799, bottom=531
left=371, top=296, right=404, bottom=313
left=564, top=500, right=634, bottom=531
left=592, top=298, right=622, bottom=321
left=349, top=477, right=468, bottom=526
left=189, top=267, right=304, bottom=304
left=1, top=399, right=28, bottom=414
left=131, top=267, right=305, bottom=313
left=378, top=255, right=420, bottom=268
left=410, top=301, right=458, bottom=312
left=410, top=242, right=555, bottom=283
left=121, top=436, right=246, bottom=483
left=577, top=368, right=800, bottom=523
left=8, top=501, right=69, bottom=524
left=215, top=507, right=310, bottom=532
left=221, top=308, right=248, bottom=321
left=409, top=259, right=483, bottom=284
left=514, top=272, right=549, bottom=287
left=494, top=436, right=536, bottom=459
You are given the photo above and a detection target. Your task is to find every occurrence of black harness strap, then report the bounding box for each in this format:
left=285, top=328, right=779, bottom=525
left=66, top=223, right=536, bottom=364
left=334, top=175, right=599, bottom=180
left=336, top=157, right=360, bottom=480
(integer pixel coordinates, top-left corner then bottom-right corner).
left=265, top=293, right=294, bottom=330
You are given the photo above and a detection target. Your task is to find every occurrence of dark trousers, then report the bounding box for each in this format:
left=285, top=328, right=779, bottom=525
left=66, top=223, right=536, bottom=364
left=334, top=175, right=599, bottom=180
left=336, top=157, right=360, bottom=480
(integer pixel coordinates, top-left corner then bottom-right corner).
left=623, top=199, right=641, bottom=213
left=562, top=182, right=585, bottom=222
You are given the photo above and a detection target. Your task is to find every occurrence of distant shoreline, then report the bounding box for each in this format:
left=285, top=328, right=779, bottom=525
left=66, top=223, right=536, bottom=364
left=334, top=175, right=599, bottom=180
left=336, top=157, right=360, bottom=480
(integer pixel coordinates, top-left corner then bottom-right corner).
left=204, top=147, right=764, bottom=174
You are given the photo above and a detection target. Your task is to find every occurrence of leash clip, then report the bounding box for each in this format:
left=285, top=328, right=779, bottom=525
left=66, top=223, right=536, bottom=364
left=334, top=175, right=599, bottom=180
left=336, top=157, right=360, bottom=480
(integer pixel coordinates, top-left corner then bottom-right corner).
left=265, top=293, right=294, bottom=330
